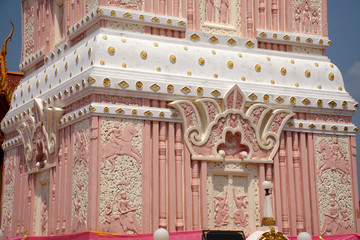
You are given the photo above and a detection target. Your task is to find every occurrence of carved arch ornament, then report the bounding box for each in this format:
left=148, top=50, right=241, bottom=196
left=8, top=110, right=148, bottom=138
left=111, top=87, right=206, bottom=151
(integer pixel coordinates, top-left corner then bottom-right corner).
left=170, top=85, right=294, bottom=163
left=17, top=98, right=64, bottom=174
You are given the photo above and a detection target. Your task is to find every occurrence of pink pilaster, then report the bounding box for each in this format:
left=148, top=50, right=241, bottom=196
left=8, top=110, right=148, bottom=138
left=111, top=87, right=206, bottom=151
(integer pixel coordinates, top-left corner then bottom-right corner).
left=279, top=133, right=289, bottom=234
left=271, top=0, right=278, bottom=31
left=299, top=131, right=312, bottom=233
left=12, top=147, right=20, bottom=236
left=194, top=0, right=200, bottom=31
left=266, top=0, right=271, bottom=30
left=241, top=0, right=247, bottom=37
left=88, top=116, right=100, bottom=230
left=292, top=132, right=304, bottom=234
left=285, top=0, right=292, bottom=32
left=61, top=126, right=69, bottom=233
left=151, top=100, right=160, bottom=231
left=191, top=160, right=200, bottom=230
left=29, top=174, right=36, bottom=236
left=286, top=131, right=296, bottom=235
left=159, top=0, right=166, bottom=36
left=55, top=128, right=63, bottom=233
left=246, top=0, right=253, bottom=38
left=49, top=167, right=56, bottom=235
left=24, top=152, right=31, bottom=234
left=349, top=136, right=359, bottom=231
left=200, top=161, right=208, bottom=229
left=273, top=153, right=282, bottom=231
left=159, top=117, right=167, bottom=228
left=168, top=122, right=176, bottom=232
left=175, top=123, right=184, bottom=231
left=187, top=0, right=194, bottom=31
left=279, top=0, right=284, bottom=32
left=184, top=146, right=193, bottom=230
left=19, top=149, right=26, bottom=235
left=321, top=0, right=328, bottom=36
left=174, top=0, right=179, bottom=17
left=66, top=125, right=74, bottom=233
left=142, top=111, right=151, bottom=233
left=258, top=163, right=265, bottom=221
left=307, top=133, right=319, bottom=234
left=259, top=0, right=265, bottom=29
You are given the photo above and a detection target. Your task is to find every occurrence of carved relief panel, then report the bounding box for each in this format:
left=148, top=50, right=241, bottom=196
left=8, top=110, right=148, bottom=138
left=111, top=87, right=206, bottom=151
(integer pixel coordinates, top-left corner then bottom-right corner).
left=315, top=134, right=354, bottom=235
left=33, top=170, right=50, bottom=235
left=23, top=0, right=35, bottom=58
left=200, top=0, right=241, bottom=36
left=1, top=149, right=16, bottom=239
left=107, top=0, right=143, bottom=11
left=207, top=162, right=259, bottom=234
left=293, top=0, right=322, bottom=35
left=99, top=117, right=142, bottom=234
left=71, top=119, right=90, bottom=233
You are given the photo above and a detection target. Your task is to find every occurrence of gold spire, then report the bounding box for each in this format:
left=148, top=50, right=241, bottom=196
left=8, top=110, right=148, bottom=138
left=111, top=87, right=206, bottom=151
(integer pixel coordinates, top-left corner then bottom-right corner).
left=0, top=20, right=14, bottom=103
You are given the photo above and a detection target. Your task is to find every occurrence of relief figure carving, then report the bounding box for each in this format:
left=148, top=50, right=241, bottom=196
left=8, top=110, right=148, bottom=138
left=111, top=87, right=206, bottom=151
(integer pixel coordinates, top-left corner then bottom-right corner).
left=5, top=157, right=15, bottom=185
left=317, top=138, right=350, bottom=183
left=74, top=130, right=88, bottom=166
left=101, top=122, right=141, bottom=171
left=294, top=0, right=320, bottom=35
left=206, top=0, right=215, bottom=22
left=219, top=0, right=230, bottom=24
left=233, top=187, right=248, bottom=227
left=72, top=194, right=87, bottom=232
left=41, top=198, right=48, bottom=234
left=214, top=189, right=229, bottom=227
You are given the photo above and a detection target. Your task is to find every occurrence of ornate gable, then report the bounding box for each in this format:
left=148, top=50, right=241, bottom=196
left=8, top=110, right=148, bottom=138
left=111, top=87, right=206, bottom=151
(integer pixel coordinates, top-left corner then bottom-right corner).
left=170, top=85, right=294, bottom=163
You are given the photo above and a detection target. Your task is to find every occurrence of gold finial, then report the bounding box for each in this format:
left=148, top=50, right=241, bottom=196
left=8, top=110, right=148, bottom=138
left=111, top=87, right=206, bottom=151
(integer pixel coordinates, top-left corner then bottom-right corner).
left=1, top=20, right=15, bottom=103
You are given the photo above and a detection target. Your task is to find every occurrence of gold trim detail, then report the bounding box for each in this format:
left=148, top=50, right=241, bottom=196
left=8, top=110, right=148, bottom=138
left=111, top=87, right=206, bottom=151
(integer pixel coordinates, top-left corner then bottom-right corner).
left=259, top=227, right=287, bottom=240
left=309, top=124, right=316, bottom=129
left=122, top=63, right=127, bottom=68
left=290, top=59, right=295, bottom=64
left=255, top=64, right=261, bottom=72
left=290, top=97, right=296, bottom=104
left=108, top=47, right=115, bottom=55
left=315, top=62, right=319, bottom=67
left=154, top=42, right=158, bottom=47
left=167, top=84, right=174, bottom=92
left=181, top=86, right=191, bottom=94
left=302, top=98, right=311, bottom=105
left=260, top=32, right=267, bottom=37
left=144, top=110, right=153, bottom=116
left=150, top=83, right=160, bottom=91
left=248, top=93, right=257, bottom=100
left=159, top=112, right=165, bottom=118
left=305, top=70, right=311, bottom=78
left=171, top=112, right=179, bottom=118
left=211, top=90, right=221, bottom=97
left=100, top=60, right=105, bottom=65
left=88, top=77, right=95, bottom=84
left=198, top=58, right=205, bottom=66
left=328, top=101, right=337, bottom=108
left=156, top=67, right=161, bottom=72
left=263, top=94, right=269, bottom=102
left=169, top=54, right=176, bottom=63
left=213, top=73, right=218, bottom=78
left=280, top=67, right=287, bottom=75
left=104, top=107, right=109, bottom=113
left=299, top=123, right=303, bottom=128
left=121, top=38, right=126, bottom=43
left=167, top=19, right=172, bottom=24
left=75, top=83, right=80, bottom=90
left=136, top=81, right=143, bottom=89
left=245, top=40, right=255, bottom=48
left=328, top=40, right=332, bottom=46
left=331, top=125, right=338, bottom=131
left=118, top=81, right=129, bottom=88
left=227, top=61, right=234, bottom=69
left=317, top=99, right=323, bottom=107
left=295, top=82, right=299, bottom=87
left=354, top=127, right=358, bottom=132
left=276, top=96, right=284, bottom=103
left=103, top=78, right=111, bottom=86
left=197, top=87, right=204, bottom=95
left=97, top=8, right=103, bottom=14
left=287, top=122, right=294, bottom=127
left=328, top=73, right=334, bottom=80
left=342, top=101, right=348, bottom=108
left=238, top=53, right=243, bottom=58
left=273, top=33, right=277, bottom=39
left=139, top=15, right=144, bottom=21
left=266, top=57, right=271, bottom=61
left=319, top=39, right=323, bottom=44
left=89, top=105, right=96, bottom=111
left=211, top=50, right=216, bottom=54
left=306, top=38, right=313, bottom=43
left=190, top=33, right=200, bottom=41
left=152, top=17, right=160, bottom=22
left=227, top=38, right=236, bottom=45
left=296, top=36, right=300, bottom=42
left=283, top=35, right=290, bottom=40
left=178, top=20, right=186, bottom=26
left=132, top=109, right=137, bottom=115
left=338, top=86, right=342, bottom=91
left=344, top=126, right=348, bottom=131
left=261, top=217, right=276, bottom=227
left=270, top=80, right=275, bottom=84
left=140, top=51, right=147, bottom=59
left=209, top=36, right=219, bottom=43
left=110, top=10, right=116, bottom=16
left=354, top=103, right=359, bottom=110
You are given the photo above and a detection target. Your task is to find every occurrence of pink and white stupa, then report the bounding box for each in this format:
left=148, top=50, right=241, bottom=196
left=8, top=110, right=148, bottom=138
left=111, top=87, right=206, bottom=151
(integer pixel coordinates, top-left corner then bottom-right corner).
left=1, top=0, right=359, bottom=239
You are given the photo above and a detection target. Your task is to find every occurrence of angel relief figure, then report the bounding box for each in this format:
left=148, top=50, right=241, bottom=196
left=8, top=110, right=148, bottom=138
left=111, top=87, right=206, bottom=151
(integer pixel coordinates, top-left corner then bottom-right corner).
left=101, top=122, right=142, bottom=171
left=74, top=130, right=88, bottom=166
left=233, top=188, right=248, bottom=227
left=214, top=189, right=229, bottom=227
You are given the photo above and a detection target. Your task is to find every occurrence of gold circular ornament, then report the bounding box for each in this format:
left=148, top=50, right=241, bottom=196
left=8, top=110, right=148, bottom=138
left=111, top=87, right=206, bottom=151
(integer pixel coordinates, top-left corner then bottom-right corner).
left=214, top=73, right=218, bottom=78
left=156, top=67, right=161, bottom=72
left=255, top=64, right=261, bottom=72
left=280, top=67, right=287, bottom=75
left=198, top=58, right=205, bottom=66
left=317, top=84, right=322, bottom=89
left=305, top=70, right=311, bottom=78
left=100, top=60, right=105, bottom=65
left=238, top=53, right=243, bottom=58
left=330, top=63, right=334, bottom=68
left=121, top=38, right=126, bottom=43
left=103, top=78, right=111, bottom=86
left=211, top=50, right=216, bottom=55
left=227, top=61, right=234, bottom=69
left=104, top=107, right=109, bottom=113
left=270, top=80, right=275, bottom=84
left=263, top=94, right=269, bottom=101
left=183, top=46, right=188, bottom=50
left=266, top=56, right=271, bottom=61
left=108, top=47, right=115, bottom=55
left=328, top=73, right=334, bottom=80
left=197, top=87, right=204, bottom=95
left=136, top=81, right=143, bottom=89
left=290, top=59, right=295, bottom=64
left=241, top=76, right=246, bottom=81
left=140, top=51, right=147, bottom=59
left=187, top=71, right=192, bottom=76
left=110, top=10, right=116, bottom=16
left=167, top=84, right=174, bottom=92
left=338, top=86, right=342, bottom=91
left=122, top=63, right=127, bottom=68
left=295, top=82, right=299, bottom=87
left=154, top=42, right=158, bottom=47
left=103, top=35, right=107, bottom=40
left=315, top=62, right=319, bottom=67
left=169, top=54, right=176, bottom=63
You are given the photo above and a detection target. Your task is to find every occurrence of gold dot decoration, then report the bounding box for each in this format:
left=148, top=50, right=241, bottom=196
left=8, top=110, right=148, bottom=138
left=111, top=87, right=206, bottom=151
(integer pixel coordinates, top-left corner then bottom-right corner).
left=290, top=59, right=295, bottom=64
left=187, top=71, right=192, bottom=76
left=136, top=81, right=143, bottom=89
left=167, top=84, right=174, bottom=93
left=103, top=35, right=107, bottom=40
left=65, top=62, right=68, bottom=70
left=100, top=60, right=105, bottom=65
left=183, top=46, right=188, bottom=51
left=169, top=55, right=176, bottom=63
left=263, top=94, right=269, bottom=102
left=156, top=67, right=161, bottom=72
left=317, top=85, right=322, bottom=89
left=290, top=97, right=296, bottom=104
left=110, top=10, right=116, bottom=16
left=197, top=87, right=204, bottom=95
left=305, top=70, right=311, bottom=78
left=238, top=53, right=243, bottom=58
left=338, top=86, right=342, bottom=91
left=317, top=99, right=323, bottom=107
left=122, top=63, right=127, bottom=68
left=315, top=62, right=319, bottom=67
left=328, top=73, right=334, bottom=80
left=104, top=107, right=109, bottom=113
left=211, top=50, right=216, bottom=55
left=266, top=57, right=271, bottom=61
left=299, top=123, right=303, bottom=128
left=241, top=76, right=246, bottom=81
left=121, top=38, right=126, bottom=43
left=295, top=82, right=299, bottom=87
left=108, top=47, right=115, bottom=55
left=280, top=67, right=287, bottom=75
left=330, top=63, right=334, bottom=68
left=227, top=61, right=234, bottom=69
left=103, top=78, right=111, bottom=86
left=198, top=58, right=205, bottom=66
left=154, top=42, right=159, bottom=47
left=255, top=64, right=261, bottom=72
left=214, top=73, right=218, bottom=78
left=140, top=51, right=147, bottom=59
left=270, top=80, right=275, bottom=84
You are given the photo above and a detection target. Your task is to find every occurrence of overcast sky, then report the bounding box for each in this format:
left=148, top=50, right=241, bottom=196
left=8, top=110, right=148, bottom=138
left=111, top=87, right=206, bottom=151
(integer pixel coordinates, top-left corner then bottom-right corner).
left=0, top=1, right=360, bottom=192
